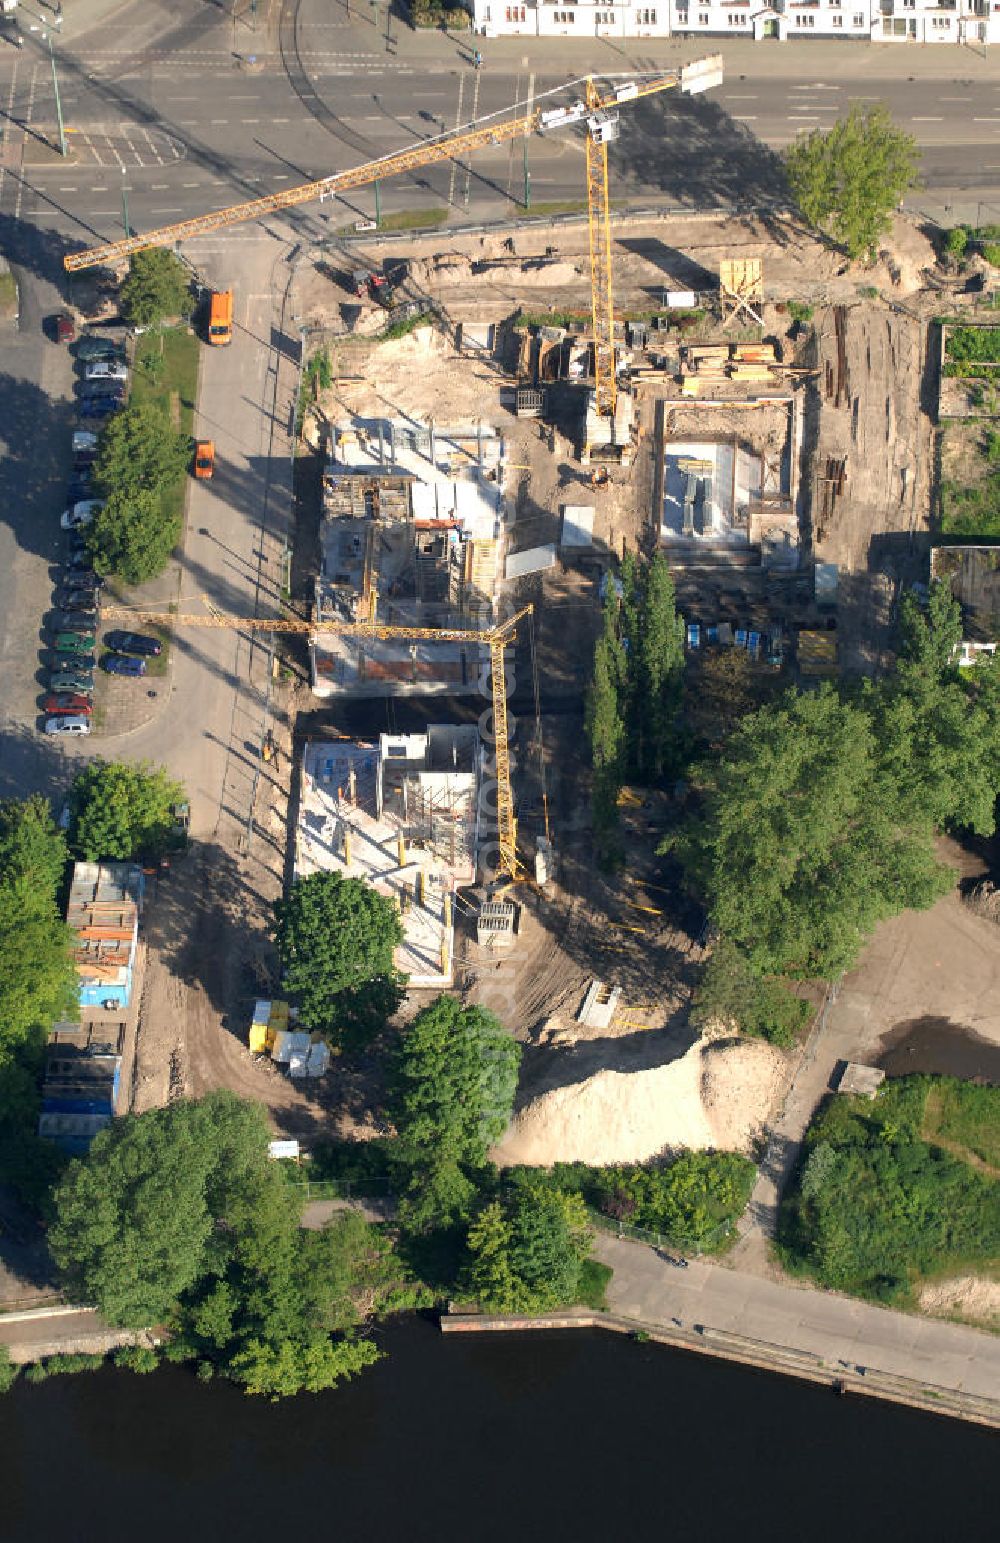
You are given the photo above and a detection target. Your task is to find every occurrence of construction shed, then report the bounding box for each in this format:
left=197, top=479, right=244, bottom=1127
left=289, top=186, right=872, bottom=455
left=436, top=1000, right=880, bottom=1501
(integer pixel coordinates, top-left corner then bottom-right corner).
left=38, top=1022, right=124, bottom=1153
left=66, top=861, right=144, bottom=1011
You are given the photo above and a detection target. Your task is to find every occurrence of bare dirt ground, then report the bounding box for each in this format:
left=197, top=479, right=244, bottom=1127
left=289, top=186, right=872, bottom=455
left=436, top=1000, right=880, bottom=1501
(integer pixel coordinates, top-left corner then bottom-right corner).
left=128, top=209, right=995, bottom=1156
left=919, top=1275, right=1000, bottom=1331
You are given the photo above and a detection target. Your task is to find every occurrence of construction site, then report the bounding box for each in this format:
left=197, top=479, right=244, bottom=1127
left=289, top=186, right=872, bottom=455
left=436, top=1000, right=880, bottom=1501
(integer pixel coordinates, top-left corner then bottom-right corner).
left=65, top=54, right=993, bottom=1165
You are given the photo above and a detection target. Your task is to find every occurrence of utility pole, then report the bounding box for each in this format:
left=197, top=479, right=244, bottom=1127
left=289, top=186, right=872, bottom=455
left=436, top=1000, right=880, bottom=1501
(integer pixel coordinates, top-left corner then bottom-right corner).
left=523, top=142, right=531, bottom=211
left=374, top=177, right=381, bottom=228
left=121, top=167, right=130, bottom=238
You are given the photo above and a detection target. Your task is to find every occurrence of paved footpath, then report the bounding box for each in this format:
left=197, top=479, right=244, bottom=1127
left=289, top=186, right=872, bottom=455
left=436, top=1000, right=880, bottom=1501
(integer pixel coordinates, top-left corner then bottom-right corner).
left=594, top=1233, right=1000, bottom=1404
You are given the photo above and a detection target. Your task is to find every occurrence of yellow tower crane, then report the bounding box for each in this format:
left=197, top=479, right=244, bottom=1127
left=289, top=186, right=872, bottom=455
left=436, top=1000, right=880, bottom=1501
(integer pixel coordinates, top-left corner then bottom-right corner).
left=99, top=603, right=533, bottom=883
left=63, top=55, right=722, bottom=425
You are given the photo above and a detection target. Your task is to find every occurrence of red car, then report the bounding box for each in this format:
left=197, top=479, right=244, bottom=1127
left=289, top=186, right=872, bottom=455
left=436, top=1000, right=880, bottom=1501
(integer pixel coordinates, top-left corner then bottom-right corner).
left=43, top=693, right=93, bottom=716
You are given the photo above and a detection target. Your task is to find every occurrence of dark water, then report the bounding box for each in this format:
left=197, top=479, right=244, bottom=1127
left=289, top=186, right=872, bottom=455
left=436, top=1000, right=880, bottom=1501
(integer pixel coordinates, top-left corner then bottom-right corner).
left=2, top=1320, right=998, bottom=1543
left=877, top=1015, right=1000, bottom=1083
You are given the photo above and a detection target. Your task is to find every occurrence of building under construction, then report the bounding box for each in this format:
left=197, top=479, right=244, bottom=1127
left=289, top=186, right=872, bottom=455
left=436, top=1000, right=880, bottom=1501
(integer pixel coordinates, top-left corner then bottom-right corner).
left=311, top=417, right=505, bottom=697
left=296, top=727, right=481, bottom=986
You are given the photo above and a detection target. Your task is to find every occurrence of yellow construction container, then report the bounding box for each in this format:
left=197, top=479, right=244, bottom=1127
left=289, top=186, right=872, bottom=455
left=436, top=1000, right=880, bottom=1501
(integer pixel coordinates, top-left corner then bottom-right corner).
left=249, top=1022, right=269, bottom=1054
left=681, top=377, right=701, bottom=397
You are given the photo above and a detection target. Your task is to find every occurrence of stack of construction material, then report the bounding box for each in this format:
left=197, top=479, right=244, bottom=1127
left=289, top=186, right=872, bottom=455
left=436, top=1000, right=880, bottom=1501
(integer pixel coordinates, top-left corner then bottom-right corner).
left=249, top=999, right=292, bottom=1055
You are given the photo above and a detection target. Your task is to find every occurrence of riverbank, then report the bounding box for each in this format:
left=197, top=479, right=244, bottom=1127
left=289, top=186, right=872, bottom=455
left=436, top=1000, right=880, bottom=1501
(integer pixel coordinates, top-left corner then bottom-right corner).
left=442, top=1307, right=1000, bottom=1431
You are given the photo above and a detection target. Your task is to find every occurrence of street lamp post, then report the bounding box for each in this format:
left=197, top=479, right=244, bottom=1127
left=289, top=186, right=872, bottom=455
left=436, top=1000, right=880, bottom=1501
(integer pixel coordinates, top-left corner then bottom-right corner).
left=48, top=32, right=66, bottom=158
left=29, top=22, right=66, bottom=156
left=121, top=168, right=130, bottom=238
left=523, top=142, right=531, bottom=211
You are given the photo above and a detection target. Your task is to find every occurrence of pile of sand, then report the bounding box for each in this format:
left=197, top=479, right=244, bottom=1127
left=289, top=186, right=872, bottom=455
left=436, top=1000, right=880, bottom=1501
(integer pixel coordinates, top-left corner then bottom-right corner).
left=492, top=1033, right=788, bottom=1167
left=919, top=1276, right=1000, bottom=1328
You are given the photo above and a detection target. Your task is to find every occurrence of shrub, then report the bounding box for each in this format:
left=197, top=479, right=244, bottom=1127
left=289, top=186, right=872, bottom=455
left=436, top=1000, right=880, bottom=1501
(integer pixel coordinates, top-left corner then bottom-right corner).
left=0, top=1346, right=17, bottom=1393
left=787, top=301, right=814, bottom=324
left=945, top=225, right=969, bottom=261
left=113, top=1345, right=159, bottom=1374
left=981, top=243, right=1000, bottom=269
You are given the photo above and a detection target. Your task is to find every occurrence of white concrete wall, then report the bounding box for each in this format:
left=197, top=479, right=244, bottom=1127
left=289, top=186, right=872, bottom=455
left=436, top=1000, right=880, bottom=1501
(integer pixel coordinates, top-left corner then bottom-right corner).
left=472, top=0, right=998, bottom=42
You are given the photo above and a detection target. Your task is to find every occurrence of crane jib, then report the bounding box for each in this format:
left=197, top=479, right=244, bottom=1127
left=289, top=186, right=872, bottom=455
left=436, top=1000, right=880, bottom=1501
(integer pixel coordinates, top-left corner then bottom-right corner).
left=59, top=59, right=723, bottom=273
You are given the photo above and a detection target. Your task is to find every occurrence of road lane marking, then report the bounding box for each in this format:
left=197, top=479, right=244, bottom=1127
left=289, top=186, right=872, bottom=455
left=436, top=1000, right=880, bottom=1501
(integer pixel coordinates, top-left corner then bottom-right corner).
left=241, top=119, right=260, bottom=124
left=733, top=115, right=757, bottom=122
left=726, top=95, right=758, bottom=101
left=151, top=207, right=183, bottom=214
left=912, top=117, right=943, bottom=123
left=151, top=182, right=169, bottom=189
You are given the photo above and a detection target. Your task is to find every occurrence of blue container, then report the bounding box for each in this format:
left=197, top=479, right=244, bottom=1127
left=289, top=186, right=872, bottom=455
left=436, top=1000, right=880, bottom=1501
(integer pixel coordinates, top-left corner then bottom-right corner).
left=686, top=623, right=701, bottom=650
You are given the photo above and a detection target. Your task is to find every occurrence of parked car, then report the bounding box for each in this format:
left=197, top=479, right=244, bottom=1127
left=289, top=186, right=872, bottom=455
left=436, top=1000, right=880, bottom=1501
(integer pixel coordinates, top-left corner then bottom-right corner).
left=55, top=586, right=100, bottom=610
left=77, top=398, right=120, bottom=421
left=104, top=630, right=162, bottom=657
left=76, top=336, right=124, bottom=362
left=43, top=716, right=91, bottom=736
left=62, top=565, right=101, bottom=588
left=61, top=500, right=103, bottom=530
left=49, top=669, right=95, bottom=694
left=53, top=634, right=95, bottom=656
left=194, top=440, right=215, bottom=479
left=101, top=652, right=146, bottom=677
left=72, top=429, right=99, bottom=453
left=66, top=477, right=93, bottom=504
left=78, top=380, right=126, bottom=401
left=74, top=450, right=98, bottom=470
left=49, top=313, right=76, bottom=344
left=53, top=611, right=98, bottom=633
left=84, top=360, right=128, bottom=383
left=43, top=693, right=93, bottom=716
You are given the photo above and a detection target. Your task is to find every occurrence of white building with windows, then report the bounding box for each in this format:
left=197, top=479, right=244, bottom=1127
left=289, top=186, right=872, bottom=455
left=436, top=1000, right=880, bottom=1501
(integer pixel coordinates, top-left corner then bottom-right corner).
left=473, top=0, right=999, bottom=44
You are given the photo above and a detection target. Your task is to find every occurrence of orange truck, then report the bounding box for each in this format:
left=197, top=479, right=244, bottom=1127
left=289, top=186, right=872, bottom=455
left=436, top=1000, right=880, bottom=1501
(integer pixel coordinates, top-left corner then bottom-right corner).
left=207, top=288, right=233, bottom=346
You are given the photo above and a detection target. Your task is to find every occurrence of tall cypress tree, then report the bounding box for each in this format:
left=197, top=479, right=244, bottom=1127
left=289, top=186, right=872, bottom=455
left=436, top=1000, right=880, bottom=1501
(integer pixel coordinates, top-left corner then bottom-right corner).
left=637, top=552, right=686, bottom=778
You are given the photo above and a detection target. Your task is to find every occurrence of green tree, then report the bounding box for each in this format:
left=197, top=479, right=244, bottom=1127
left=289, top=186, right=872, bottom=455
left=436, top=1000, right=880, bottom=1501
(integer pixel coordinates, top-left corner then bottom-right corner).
left=586, top=586, right=627, bottom=861
left=785, top=104, right=920, bottom=261
left=636, top=552, right=686, bottom=778
left=466, top=1183, right=592, bottom=1312
left=119, top=248, right=192, bottom=328
left=691, top=937, right=810, bottom=1048
left=390, top=995, right=520, bottom=1229
left=676, top=685, right=950, bottom=978
left=93, top=404, right=189, bottom=504
left=0, top=798, right=77, bottom=1061
left=274, top=872, right=404, bottom=1052
left=0, top=794, right=69, bottom=896
left=945, top=225, right=969, bottom=262
left=49, top=1090, right=396, bottom=1398
left=87, top=486, right=182, bottom=585
left=48, top=1100, right=226, bottom=1325
left=68, top=760, right=185, bottom=862
left=0, top=1344, right=18, bottom=1393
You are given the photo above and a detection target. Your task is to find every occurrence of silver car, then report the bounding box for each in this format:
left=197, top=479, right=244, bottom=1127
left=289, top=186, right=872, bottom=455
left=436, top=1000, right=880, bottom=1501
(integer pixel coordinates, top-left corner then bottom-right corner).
left=44, top=715, right=91, bottom=736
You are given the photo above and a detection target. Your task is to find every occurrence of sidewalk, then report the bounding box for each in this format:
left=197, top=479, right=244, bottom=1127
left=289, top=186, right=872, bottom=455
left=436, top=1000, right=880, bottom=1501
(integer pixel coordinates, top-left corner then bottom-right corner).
left=593, top=1232, right=1000, bottom=1406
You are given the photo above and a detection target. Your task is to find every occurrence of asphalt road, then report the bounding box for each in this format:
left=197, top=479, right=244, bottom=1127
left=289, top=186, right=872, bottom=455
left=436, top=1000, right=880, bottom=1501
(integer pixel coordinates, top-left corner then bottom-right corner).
left=596, top=1233, right=1000, bottom=1402
left=1, top=0, right=999, bottom=285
